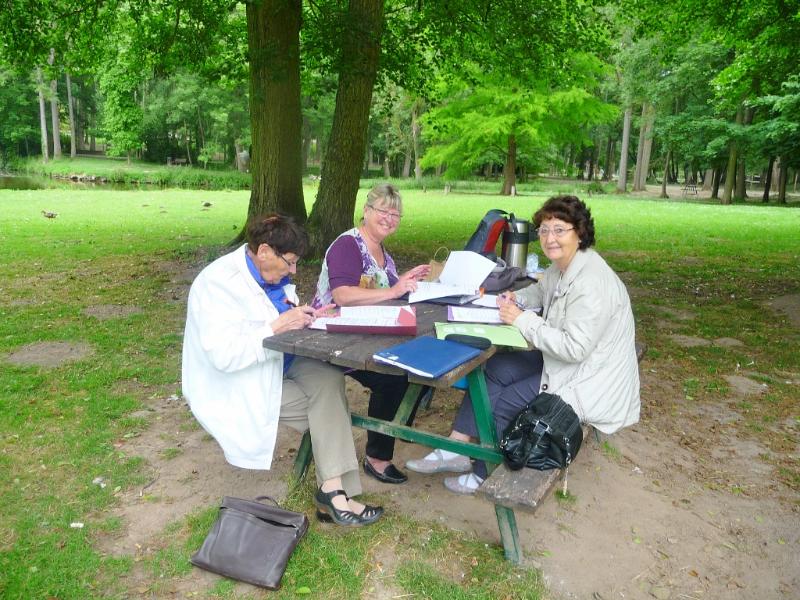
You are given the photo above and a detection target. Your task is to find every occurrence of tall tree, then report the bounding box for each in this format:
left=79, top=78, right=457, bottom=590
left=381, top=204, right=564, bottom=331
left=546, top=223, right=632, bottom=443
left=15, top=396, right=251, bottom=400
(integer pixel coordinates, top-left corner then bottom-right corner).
left=307, top=0, right=384, bottom=254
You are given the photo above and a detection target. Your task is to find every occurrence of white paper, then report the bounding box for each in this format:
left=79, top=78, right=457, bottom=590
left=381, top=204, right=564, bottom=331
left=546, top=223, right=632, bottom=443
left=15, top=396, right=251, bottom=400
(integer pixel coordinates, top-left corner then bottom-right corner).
left=408, top=251, right=496, bottom=303
left=449, top=306, right=502, bottom=324
left=471, top=294, right=499, bottom=308
left=408, top=281, right=480, bottom=303
left=309, top=305, right=408, bottom=330
left=439, top=251, right=496, bottom=288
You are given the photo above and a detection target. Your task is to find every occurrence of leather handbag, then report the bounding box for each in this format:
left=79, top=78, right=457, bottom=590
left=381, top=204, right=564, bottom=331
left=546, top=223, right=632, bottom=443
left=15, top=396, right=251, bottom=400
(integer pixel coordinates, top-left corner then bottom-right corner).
left=190, top=495, right=309, bottom=589
left=499, top=392, right=584, bottom=471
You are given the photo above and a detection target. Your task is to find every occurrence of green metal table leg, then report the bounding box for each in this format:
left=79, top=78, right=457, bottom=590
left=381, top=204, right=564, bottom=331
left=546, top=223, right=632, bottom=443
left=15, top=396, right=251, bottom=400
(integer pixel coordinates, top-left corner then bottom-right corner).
left=293, top=430, right=313, bottom=481
left=495, top=505, right=522, bottom=564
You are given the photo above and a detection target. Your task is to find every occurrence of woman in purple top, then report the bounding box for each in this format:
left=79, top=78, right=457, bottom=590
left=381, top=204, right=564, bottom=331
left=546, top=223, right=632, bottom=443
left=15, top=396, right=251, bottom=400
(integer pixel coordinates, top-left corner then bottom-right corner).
left=313, top=184, right=429, bottom=485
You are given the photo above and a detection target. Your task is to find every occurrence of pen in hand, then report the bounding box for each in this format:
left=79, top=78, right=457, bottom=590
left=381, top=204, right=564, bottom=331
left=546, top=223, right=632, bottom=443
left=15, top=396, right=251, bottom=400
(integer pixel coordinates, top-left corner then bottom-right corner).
left=499, top=293, right=526, bottom=311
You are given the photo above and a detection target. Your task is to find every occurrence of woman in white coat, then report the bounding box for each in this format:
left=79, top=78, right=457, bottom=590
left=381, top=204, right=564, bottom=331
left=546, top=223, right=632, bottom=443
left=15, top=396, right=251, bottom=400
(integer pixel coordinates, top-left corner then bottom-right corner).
left=182, top=214, right=382, bottom=526
left=406, top=195, right=641, bottom=494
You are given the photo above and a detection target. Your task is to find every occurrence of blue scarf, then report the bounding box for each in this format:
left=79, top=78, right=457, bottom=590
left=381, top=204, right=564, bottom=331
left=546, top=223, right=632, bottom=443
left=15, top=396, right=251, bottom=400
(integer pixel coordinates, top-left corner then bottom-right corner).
left=246, top=252, right=295, bottom=374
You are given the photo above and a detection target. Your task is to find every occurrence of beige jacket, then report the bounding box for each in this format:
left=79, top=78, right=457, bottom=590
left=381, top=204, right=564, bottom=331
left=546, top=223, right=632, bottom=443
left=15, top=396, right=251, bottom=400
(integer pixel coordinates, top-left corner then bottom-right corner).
left=513, top=248, right=640, bottom=434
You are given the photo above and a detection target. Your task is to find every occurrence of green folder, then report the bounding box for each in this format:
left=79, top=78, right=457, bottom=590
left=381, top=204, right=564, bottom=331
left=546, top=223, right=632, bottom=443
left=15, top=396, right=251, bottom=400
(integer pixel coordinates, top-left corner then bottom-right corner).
left=434, top=322, right=529, bottom=349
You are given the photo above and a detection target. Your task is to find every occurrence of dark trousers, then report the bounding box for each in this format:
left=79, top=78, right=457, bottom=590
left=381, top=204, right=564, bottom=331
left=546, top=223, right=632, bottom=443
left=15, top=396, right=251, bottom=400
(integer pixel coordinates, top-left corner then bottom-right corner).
left=347, top=370, right=418, bottom=462
left=452, top=349, right=544, bottom=478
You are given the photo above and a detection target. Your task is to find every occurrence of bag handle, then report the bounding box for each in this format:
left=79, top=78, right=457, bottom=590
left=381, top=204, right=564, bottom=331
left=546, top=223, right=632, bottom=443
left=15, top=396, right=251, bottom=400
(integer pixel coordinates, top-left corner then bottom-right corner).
left=433, top=246, right=450, bottom=262
left=254, top=495, right=279, bottom=506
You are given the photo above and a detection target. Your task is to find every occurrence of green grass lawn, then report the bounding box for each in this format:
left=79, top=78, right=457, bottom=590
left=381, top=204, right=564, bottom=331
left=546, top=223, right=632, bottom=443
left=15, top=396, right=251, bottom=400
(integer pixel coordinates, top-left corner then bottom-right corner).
left=1, top=184, right=798, bottom=598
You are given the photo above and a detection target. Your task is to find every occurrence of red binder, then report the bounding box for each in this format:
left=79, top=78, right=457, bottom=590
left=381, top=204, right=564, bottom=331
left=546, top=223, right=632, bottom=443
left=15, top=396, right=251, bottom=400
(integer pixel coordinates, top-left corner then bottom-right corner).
left=325, top=306, right=417, bottom=336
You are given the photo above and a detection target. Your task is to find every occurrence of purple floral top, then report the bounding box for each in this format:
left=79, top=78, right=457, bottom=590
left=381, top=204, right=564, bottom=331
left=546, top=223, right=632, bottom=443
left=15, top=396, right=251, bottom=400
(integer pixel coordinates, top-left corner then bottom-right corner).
left=312, top=228, right=399, bottom=308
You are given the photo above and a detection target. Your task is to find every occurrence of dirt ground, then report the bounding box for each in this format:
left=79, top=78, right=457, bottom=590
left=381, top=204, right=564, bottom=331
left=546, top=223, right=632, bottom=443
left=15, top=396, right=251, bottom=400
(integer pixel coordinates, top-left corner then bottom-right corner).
left=11, top=188, right=799, bottom=599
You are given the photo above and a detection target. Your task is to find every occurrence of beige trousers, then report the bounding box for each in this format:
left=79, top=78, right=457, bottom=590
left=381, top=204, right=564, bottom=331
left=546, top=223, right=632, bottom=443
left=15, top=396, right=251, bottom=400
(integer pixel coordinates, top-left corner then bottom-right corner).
left=280, top=357, right=362, bottom=496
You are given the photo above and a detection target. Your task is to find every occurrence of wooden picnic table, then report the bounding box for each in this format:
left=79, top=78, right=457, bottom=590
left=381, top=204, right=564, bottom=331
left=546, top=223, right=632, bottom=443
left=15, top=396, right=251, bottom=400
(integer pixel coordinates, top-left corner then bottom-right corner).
left=262, top=300, right=526, bottom=563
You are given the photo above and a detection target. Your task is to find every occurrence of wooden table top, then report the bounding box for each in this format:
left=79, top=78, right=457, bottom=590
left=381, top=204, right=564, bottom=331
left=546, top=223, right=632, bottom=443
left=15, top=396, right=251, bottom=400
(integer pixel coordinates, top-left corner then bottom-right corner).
left=262, top=301, right=495, bottom=389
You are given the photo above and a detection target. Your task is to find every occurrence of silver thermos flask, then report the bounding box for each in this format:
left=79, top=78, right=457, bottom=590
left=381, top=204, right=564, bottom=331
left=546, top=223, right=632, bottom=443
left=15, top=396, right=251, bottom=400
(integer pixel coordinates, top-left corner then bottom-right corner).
left=501, top=213, right=531, bottom=269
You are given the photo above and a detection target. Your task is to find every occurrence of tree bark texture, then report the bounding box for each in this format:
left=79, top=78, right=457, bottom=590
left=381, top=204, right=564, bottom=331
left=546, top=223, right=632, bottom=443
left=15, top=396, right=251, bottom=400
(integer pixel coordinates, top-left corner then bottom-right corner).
left=762, top=156, right=774, bottom=202
left=245, top=0, right=305, bottom=226
left=47, top=49, right=62, bottom=159
left=36, top=67, right=50, bottom=161
left=721, top=103, right=744, bottom=205
left=660, top=148, right=671, bottom=198
left=633, top=104, right=654, bottom=191
left=66, top=72, right=77, bottom=157
left=616, top=107, right=631, bottom=192
left=308, top=0, right=384, bottom=255
left=778, top=158, right=787, bottom=202
left=702, top=168, right=713, bottom=191
left=411, top=100, right=422, bottom=182
left=501, top=134, right=517, bottom=195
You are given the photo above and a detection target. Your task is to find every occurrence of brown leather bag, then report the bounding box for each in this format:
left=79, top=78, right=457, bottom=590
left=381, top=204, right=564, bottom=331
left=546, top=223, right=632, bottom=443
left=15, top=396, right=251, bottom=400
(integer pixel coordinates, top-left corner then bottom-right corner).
left=190, top=496, right=309, bottom=589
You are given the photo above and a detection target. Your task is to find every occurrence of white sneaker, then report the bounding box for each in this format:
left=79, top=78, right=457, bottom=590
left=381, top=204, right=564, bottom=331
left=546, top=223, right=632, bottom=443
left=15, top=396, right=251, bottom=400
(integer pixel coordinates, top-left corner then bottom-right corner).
left=405, top=449, right=472, bottom=474
left=443, top=473, right=484, bottom=495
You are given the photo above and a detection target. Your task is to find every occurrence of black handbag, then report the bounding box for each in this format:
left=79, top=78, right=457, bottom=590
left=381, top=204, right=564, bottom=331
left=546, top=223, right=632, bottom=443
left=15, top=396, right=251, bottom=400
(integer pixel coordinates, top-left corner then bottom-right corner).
left=190, top=495, right=309, bottom=590
left=499, top=392, right=584, bottom=471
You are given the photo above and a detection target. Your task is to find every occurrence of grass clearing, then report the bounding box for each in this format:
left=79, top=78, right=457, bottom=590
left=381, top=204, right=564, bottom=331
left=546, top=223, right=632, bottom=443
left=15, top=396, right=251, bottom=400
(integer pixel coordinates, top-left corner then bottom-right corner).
left=1, top=182, right=798, bottom=598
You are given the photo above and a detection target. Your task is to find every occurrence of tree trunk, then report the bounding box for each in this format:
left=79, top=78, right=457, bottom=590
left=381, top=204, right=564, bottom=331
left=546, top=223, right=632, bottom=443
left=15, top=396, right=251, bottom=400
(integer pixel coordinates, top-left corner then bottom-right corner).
left=66, top=72, right=77, bottom=157
left=634, top=104, right=654, bottom=192
left=47, top=49, right=62, bottom=159
left=777, top=158, right=787, bottom=203
left=702, top=168, right=713, bottom=191
left=401, top=151, right=411, bottom=178
left=301, top=115, right=311, bottom=172
left=660, top=148, right=671, bottom=198
left=244, top=0, right=305, bottom=229
left=383, top=155, right=391, bottom=177
left=501, top=134, right=517, bottom=195
left=307, top=0, right=384, bottom=255
left=411, top=100, right=422, bottom=182
left=616, top=106, right=631, bottom=192
left=711, top=168, right=721, bottom=199
left=36, top=67, right=50, bottom=161
left=721, top=103, right=744, bottom=205
left=603, top=137, right=613, bottom=181
left=762, top=156, right=774, bottom=202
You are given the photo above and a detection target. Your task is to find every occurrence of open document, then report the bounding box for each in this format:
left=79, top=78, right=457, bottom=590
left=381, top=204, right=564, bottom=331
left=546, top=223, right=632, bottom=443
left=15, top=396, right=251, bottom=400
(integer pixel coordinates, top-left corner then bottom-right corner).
left=310, top=305, right=417, bottom=335
left=447, top=306, right=502, bottom=324
left=408, top=251, right=496, bottom=303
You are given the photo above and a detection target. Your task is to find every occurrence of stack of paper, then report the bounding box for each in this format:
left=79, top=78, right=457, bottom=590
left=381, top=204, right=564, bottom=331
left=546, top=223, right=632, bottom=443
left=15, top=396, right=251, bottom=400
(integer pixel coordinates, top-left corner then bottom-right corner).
left=311, top=305, right=417, bottom=335
left=447, top=306, right=502, bottom=324
left=409, top=251, right=496, bottom=303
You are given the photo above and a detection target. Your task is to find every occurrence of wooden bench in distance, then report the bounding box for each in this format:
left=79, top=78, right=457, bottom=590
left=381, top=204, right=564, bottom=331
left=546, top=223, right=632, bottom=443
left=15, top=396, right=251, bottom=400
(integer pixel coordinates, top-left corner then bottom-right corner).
left=477, top=342, right=647, bottom=513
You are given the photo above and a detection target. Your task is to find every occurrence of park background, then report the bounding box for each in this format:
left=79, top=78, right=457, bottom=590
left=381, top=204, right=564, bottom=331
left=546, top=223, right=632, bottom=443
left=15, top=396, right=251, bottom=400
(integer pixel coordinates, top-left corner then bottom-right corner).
left=1, top=1, right=799, bottom=599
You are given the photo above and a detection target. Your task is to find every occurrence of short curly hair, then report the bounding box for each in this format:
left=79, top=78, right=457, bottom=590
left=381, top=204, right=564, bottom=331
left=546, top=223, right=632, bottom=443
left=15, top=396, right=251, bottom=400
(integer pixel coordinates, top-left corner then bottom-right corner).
left=533, top=195, right=595, bottom=250
left=246, top=213, right=309, bottom=257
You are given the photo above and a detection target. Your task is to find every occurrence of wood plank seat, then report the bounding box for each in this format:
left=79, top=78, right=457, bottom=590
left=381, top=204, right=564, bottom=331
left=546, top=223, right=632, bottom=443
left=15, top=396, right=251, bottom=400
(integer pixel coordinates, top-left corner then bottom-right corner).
left=477, top=342, right=647, bottom=513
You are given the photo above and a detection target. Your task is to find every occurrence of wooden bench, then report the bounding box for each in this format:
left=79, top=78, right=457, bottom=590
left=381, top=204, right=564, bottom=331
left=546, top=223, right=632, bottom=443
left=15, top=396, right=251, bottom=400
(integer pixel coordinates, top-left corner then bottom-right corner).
left=682, top=182, right=698, bottom=196
left=477, top=342, right=647, bottom=515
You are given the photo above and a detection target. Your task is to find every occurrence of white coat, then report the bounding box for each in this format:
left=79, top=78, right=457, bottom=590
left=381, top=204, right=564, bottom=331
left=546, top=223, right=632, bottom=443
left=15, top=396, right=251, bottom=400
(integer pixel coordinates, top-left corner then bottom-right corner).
left=513, top=248, right=640, bottom=434
left=181, top=244, right=299, bottom=469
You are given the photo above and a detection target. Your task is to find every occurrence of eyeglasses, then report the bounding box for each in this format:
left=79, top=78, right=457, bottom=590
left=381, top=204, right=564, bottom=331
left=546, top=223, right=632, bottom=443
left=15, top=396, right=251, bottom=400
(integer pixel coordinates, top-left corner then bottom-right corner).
left=275, top=251, right=299, bottom=268
left=535, top=226, right=574, bottom=239
left=368, top=205, right=402, bottom=221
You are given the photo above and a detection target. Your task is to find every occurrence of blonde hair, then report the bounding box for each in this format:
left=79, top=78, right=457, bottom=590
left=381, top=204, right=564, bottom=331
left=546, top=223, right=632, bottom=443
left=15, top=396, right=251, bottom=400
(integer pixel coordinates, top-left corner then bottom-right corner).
left=365, top=183, right=402, bottom=213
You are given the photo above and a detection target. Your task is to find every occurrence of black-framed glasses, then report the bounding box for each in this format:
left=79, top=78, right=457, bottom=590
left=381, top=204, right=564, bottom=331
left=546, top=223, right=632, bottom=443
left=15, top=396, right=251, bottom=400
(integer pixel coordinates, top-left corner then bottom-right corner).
left=368, top=205, right=402, bottom=221
left=535, top=226, right=574, bottom=239
left=275, top=251, right=299, bottom=268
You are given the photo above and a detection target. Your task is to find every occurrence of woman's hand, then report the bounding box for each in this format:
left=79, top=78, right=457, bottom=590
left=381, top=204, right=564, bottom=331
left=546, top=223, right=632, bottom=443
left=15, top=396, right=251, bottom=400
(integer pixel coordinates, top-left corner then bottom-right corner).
left=498, top=293, right=523, bottom=324
left=271, top=305, right=315, bottom=334
left=390, top=264, right=430, bottom=298
left=313, top=303, right=337, bottom=318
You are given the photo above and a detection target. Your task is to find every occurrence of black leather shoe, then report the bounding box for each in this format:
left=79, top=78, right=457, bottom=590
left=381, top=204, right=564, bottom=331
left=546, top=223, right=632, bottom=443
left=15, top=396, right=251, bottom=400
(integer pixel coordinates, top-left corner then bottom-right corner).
left=363, top=457, right=408, bottom=484
left=314, top=488, right=363, bottom=527
left=314, top=488, right=384, bottom=527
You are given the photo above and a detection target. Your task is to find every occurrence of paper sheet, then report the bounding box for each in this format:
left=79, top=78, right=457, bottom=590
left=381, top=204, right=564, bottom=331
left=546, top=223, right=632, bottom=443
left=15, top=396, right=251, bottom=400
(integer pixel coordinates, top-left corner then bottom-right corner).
left=309, top=305, right=409, bottom=330
left=408, top=251, right=496, bottom=303
left=470, top=294, right=499, bottom=308
left=448, top=306, right=502, bottom=324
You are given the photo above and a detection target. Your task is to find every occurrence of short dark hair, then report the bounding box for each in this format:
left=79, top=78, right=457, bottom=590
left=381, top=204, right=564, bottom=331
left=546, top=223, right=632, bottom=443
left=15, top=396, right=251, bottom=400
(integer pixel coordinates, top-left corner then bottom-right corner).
left=246, top=213, right=309, bottom=257
left=533, top=195, right=595, bottom=250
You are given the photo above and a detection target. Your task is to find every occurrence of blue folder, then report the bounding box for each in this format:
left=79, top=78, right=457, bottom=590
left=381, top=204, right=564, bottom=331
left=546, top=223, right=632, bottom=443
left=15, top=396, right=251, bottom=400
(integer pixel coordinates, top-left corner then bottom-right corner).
left=372, top=336, right=481, bottom=379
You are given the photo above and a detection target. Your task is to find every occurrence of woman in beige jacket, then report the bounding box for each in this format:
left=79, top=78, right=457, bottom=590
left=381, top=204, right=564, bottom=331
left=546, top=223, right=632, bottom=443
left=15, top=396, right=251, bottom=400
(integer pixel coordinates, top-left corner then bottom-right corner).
left=406, top=195, right=641, bottom=495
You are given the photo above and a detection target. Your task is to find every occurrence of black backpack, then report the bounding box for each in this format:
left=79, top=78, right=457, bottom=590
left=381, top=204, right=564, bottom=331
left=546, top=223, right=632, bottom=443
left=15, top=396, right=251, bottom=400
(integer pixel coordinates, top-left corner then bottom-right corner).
left=464, top=209, right=508, bottom=254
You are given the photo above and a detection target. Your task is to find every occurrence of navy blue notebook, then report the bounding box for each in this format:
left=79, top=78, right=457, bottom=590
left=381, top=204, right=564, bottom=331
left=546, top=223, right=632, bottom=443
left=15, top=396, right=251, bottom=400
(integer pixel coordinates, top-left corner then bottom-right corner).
left=372, top=336, right=481, bottom=379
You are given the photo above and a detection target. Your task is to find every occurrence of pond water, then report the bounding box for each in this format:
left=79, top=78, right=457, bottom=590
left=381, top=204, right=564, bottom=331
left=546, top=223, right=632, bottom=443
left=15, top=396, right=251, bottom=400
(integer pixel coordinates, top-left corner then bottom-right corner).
left=0, top=174, right=160, bottom=191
